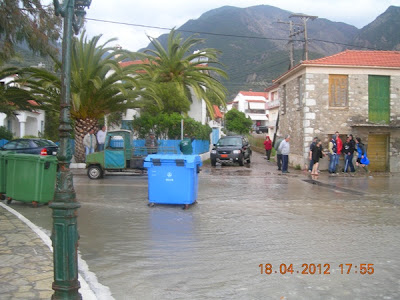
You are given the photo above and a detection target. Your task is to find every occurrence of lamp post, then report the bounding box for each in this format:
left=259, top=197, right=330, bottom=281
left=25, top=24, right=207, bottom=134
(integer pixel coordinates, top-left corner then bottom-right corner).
left=50, top=1, right=91, bottom=299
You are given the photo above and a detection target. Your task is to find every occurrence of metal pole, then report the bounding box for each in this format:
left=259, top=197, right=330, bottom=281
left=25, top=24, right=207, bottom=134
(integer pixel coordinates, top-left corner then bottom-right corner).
left=303, top=18, right=309, bottom=61
left=181, top=119, right=184, bottom=140
left=50, top=1, right=91, bottom=299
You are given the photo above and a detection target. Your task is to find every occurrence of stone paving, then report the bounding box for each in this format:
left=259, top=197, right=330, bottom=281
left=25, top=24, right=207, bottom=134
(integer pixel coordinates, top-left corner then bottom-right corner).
left=0, top=206, right=53, bottom=300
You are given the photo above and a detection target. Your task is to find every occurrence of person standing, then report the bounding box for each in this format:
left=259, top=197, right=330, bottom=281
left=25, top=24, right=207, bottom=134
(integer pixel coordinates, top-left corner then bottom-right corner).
left=335, top=131, right=343, bottom=173
left=83, top=128, right=97, bottom=156
left=278, top=135, right=290, bottom=173
left=274, top=135, right=284, bottom=171
left=145, top=132, right=158, bottom=154
left=308, top=137, right=318, bottom=172
left=343, top=135, right=356, bottom=173
left=328, top=134, right=338, bottom=174
left=311, top=139, right=323, bottom=176
left=179, top=134, right=194, bottom=155
left=355, top=137, right=369, bottom=173
left=263, top=136, right=272, bottom=161
left=96, top=125, right=106, bottom=151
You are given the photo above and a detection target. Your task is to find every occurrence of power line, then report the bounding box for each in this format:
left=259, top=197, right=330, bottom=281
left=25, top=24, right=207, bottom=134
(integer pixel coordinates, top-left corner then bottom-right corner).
left=86, top=17, right=299, bottom=43
left=85, top=17, right=381, bottom=51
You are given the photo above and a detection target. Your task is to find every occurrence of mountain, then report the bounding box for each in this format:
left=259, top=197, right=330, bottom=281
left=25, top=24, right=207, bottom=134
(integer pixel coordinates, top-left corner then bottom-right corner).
left=143, top=5, right=399, bottom=99
left=352, top=6, right=400, bottom=50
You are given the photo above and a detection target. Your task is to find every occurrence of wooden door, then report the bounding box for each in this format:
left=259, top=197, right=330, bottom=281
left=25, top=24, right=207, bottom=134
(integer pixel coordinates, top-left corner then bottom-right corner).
left=367, top=134, right=389, bottom=172
left=368, top=75, right=390, bottom=124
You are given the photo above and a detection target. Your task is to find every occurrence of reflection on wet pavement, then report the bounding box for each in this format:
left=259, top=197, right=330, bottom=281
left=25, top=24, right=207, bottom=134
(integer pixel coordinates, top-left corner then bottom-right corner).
left=9, top=151, right=400, bottom=299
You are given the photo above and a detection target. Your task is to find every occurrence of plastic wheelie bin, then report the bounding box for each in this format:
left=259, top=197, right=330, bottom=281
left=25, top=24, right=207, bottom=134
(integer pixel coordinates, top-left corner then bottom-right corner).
left=6, top=153, right=58, bottom=207
left=0, top=151, right=13, bottom=200
left=144, top=154, right=202, bottom=209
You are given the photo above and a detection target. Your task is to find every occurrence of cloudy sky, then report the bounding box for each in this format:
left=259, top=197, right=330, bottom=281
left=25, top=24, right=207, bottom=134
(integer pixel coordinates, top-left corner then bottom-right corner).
left=83, top=0, right=400, bottom=52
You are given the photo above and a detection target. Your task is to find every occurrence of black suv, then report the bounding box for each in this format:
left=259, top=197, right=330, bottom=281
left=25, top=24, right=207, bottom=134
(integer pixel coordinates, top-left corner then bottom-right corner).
left=255, top=126, right=268, bottom=134
left=210, top=135, right=252, bottom=166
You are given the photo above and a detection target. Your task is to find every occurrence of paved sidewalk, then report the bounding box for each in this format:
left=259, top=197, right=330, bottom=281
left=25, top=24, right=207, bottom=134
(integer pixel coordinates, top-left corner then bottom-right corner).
left=0, top=203, right=97, bottom=300
left=0, top=204, right=53, bottom=299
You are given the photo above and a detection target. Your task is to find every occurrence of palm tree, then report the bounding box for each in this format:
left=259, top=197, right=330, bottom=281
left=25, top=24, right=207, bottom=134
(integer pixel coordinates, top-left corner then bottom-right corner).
left=0, top=67, right=38, bottom=115
left=140, top=29, right=228, bottom=118
left=19, top=33, right=156, bottom=162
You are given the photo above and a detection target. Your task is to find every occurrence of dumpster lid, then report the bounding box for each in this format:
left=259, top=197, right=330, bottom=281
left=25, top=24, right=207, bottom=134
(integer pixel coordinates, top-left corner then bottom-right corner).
left=144, top=154, right=201, bottom=165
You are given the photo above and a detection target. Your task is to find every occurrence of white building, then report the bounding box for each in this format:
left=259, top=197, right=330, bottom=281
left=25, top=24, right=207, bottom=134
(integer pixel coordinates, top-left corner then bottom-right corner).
left=0, top=75, right=45, bottom=138
left=264, top=84, right=280, bottom=140
left=227, top=91, right=269, bottom=127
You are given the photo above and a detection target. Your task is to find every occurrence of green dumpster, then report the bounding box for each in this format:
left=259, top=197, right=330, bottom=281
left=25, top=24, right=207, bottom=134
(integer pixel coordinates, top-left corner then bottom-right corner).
left=0, top=151, right=13, bottom=199
left=6, top=153, right=58, bottom=206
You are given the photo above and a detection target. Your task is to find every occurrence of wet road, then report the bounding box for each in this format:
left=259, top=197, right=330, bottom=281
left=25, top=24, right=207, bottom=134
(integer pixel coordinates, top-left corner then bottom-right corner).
left=9, top=152, right=400, bottom=300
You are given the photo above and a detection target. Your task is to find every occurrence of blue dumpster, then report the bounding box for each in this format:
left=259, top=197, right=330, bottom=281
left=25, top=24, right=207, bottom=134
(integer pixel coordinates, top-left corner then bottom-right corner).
left=144, top=154, right=202, bottom=206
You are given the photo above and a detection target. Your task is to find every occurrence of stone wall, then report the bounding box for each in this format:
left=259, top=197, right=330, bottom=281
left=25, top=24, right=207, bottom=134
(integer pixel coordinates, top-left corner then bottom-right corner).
left=278, top=70, right=400, bottom=172
left=278, top=75, right=305, bottom=169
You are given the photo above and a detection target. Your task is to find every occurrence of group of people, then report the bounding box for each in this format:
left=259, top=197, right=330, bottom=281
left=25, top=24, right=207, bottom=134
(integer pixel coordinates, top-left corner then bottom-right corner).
left=83, top=125, right=107, bottom=156
left=308, top=131, right=369, bottom=176
left=264, top=132, right=369, bottom=175
left=266, top=134, right=291, bottom=174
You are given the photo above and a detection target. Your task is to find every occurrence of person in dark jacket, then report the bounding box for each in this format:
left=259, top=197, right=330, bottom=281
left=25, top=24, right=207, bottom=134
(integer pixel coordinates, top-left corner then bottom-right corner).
left=355, top=137, right=369, bottom=173
left=311, top=139, right=323, bottom=176
left=308, top=137, right=318, bottom=172
left=263, top=136, right=272, bottom=161
left=343, top=134, right=355, bottom=173
left=274, top=135, right=284, bottom=171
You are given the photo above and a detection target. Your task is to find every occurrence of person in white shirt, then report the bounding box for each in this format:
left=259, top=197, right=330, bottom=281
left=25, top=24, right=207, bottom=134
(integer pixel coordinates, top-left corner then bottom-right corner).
left=278, top=134, right=290, bottom=173
left=96, top=126, right=106, bottom=151
left=83, top=129, right=97, bottom=156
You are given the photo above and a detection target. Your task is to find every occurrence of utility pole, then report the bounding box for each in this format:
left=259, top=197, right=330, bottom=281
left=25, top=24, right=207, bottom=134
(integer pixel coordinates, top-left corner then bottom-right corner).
left=289, top=14, right=317, bottom=61
left=277, top=20, right=302, bottom=69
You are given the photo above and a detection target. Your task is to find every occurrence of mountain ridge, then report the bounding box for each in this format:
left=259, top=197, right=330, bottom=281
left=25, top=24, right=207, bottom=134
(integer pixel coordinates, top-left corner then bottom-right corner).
left=143, top=5, right=400, bottom=99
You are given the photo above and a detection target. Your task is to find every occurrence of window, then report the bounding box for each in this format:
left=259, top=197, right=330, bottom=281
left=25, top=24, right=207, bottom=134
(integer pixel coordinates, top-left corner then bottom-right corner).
left=329, top=75, right=348, bottom=107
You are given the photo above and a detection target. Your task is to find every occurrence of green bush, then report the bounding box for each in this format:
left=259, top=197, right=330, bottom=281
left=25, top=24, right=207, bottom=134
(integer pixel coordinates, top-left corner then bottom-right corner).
left=0, top=126, right=13, bottom=140
left=132, top=113, right=212, bottom=140
left=225, top=108, right=252, bottom=135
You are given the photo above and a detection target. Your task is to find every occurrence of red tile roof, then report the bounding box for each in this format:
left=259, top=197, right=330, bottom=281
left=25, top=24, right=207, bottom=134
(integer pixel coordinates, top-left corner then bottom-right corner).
left=119, top=59, right=150, bottom=68
left=213, top=105, right=223, bottom=118
left=239, top=91, right=269, bottom=98
left=264, top=83, right=279, bottom=92
left=274, top=50, right=400, bottom=83
left=303, top=50, right=400, bottom=68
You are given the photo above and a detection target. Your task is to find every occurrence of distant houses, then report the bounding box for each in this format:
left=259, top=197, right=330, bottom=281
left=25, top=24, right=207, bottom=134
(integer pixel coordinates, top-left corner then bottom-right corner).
left=227, top=90, right=269, bottom=129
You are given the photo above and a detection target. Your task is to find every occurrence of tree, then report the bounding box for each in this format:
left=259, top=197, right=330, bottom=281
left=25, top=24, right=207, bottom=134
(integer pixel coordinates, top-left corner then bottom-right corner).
left=132, top=112, right=211, bottom=140
left=0, top=1, right=62, bottom=65
left=0, top=67, right=39, bottom=115
left=0, top=126, right=13, bottom=140
left=140, top=29, right=228, bottom=118
left=225, top=108, right=253, bottom=135
left=19, top=33, right=155, bottom=162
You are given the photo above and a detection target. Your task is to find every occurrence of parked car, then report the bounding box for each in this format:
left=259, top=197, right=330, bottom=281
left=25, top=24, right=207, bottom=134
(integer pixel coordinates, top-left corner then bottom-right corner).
left=255, top=126, right=268, bottom=134
left=0, top=138, right=58, bottom=155
left=210, top=135, right=252, bottom=166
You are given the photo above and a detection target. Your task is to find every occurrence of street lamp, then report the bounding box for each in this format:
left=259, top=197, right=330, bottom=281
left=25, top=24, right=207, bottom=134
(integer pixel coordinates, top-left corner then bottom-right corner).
left=50, top=0, right=91, bottom=299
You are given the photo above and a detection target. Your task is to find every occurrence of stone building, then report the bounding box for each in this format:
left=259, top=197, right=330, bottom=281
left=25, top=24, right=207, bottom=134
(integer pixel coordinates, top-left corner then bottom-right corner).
left=273, top=50, right=400, bottom=172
